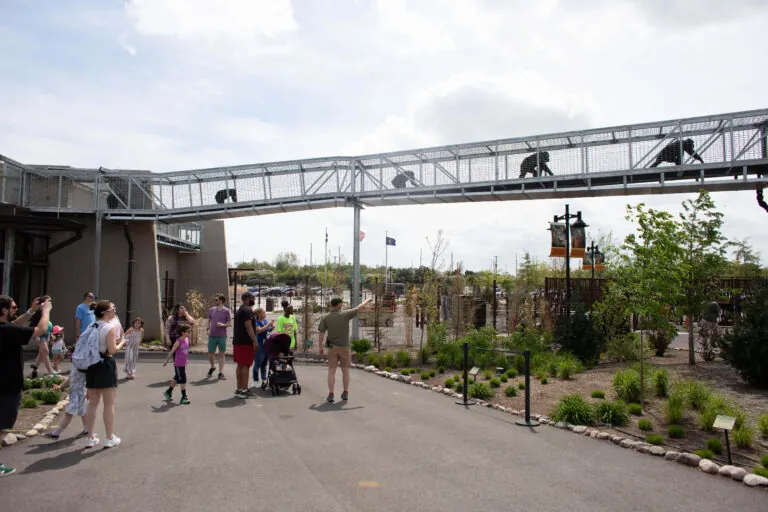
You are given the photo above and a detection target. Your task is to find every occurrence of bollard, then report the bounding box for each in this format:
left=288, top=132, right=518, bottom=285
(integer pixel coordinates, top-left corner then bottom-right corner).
left=455, top=342, right=475, bottom=406
left=515, top=350, right=540, bottom=427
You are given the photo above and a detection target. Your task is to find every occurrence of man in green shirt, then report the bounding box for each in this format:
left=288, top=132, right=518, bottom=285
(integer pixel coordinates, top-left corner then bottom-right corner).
left=318, top=297, right=372, bottom=403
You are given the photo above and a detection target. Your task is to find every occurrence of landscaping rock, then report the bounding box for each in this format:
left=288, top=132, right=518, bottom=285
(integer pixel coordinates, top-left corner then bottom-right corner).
left=540, top=419, right=549, bottom=425
left=610, top=436, right=624, bottom=445
left=33, top=423, right=46, bottom=431
left=2, top=433, right=17, bottom=447
left=699, top=460, right=719, bottom=475
left=403, top=376, right=413, bottom=384
left=431, top=386, right=439, bottom=392
left=596, top=432, right=610, bottom=440
left=730, top=468, right=748, bottom=482
left=743, top=474, right=768, bottom=487
left=47, top=408, right=59, bottom=416
left=649, top=446, right=666, bottom=457
left=718, top=465, right=735, bottom=477
left=665, top=451, right=680, bottom=461
left=15, top=434, right=25, bottom=441
left=589, top=430, right=599, bottom=438
left=566, top=424, right=575, bottom=431
left=25, top=429, right=38, bottom=437
left=389, top=375, right=399, bottom=381
left=442, top=388, right=452, bottom=395
left=486, top=403, right=494, bottom=408
left=555, top=422, right=567, bottom=429
left=572, top=426, right=587, bottom=435
left=364, top=366, right=376, bottom=372
left=676, top=453, right=701, bottom=468
left=620, top=439, right=636, bottom=449
left=634, top=443, right=651, bottom=454
left=512, top=410, right=520, bottom=416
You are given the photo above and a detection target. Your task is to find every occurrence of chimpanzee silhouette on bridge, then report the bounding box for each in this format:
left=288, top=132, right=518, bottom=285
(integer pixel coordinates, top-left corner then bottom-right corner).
left=649, top=138, right=704, bottom=167
left=215, top=189, right=237, bottom=204
left=519, top=152, right=553, bottom=178
left=391, top=171, right=418, bottom=189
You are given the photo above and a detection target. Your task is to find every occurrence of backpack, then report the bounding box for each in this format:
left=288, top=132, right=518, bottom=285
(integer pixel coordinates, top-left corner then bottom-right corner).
left=72, top=321, right=107, bottom=371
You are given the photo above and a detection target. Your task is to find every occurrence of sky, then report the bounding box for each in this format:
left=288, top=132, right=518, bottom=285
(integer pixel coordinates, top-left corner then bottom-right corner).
left=1, top=0, right=767, bottom=273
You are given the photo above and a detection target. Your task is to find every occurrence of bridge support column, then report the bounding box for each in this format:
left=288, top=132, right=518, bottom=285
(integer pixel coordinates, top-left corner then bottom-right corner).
left=352, top=204, right=361, bottom=340
left=93, top=212, right=102, bottom=298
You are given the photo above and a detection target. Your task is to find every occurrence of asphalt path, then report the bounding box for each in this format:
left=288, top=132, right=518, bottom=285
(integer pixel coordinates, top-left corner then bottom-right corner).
left=1, top=357, right=764, bottom=512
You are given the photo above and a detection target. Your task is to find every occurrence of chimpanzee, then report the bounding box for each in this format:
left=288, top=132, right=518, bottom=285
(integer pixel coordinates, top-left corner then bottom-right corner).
left=519, top=152, right=553, bottom=178
left=391, top=171, right=417, bottom=189
left=757, top=185, right=768, bottom=214
left=215, top=188, right=238, bottom=204
left=649, top=138, right=704, bottom=167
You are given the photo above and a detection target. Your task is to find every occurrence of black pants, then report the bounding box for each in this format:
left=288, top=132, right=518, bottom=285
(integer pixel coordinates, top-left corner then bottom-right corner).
left=0, top=390, right=22, bottom=430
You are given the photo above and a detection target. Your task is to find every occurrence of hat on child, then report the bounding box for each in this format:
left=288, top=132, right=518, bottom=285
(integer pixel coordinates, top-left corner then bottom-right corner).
left=51, top=325, right=64, bottom=335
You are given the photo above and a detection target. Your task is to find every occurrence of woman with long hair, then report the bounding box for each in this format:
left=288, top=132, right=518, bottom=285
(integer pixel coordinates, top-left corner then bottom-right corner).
left=29, top=295, right=55, bottom=377
left=83, top=300, right=125, bottom=449
left=164, top=304, right=195, bottom=349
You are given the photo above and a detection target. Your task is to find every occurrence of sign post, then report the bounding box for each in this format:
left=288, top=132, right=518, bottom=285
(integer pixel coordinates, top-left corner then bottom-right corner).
left=713, top=414, right=736, bottom=464
left=469, top=367, right=480, bottom=383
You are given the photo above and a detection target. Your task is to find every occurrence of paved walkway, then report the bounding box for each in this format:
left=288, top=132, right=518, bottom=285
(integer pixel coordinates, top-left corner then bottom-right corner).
left=1, top=358, right=764, bottom=512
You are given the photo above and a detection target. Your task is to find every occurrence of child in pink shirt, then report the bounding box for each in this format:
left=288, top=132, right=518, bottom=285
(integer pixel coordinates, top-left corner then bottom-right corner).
left=162, top=325, right=191, bottom=405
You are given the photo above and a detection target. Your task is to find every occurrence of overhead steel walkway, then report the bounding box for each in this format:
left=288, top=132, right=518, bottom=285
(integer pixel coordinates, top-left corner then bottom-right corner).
left=2, top=108, right=767, bottom=223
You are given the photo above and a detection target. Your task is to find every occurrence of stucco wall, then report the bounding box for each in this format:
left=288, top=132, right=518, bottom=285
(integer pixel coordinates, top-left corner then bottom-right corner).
left=177, top=220, right=229, bottom=308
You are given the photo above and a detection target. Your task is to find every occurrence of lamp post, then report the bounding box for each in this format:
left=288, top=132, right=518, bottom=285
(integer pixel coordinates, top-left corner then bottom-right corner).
left=553, top=205, right=587, bottom=315
left=586, top=241, right=599, bottom=280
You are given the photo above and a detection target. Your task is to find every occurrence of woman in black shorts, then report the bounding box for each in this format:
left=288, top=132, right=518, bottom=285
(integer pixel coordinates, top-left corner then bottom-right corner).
left=83, top=300, right=125, bottom=449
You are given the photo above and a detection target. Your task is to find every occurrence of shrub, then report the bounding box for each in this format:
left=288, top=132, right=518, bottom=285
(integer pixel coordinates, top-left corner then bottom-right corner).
left=482, top=369, right=494, bottom=380
left=24, top=377, right=44, bottom=390
left=706, top=438, right=723, bottom=455
left=551, top=394, right=594, bottom=425
left=500, top=375, right=508, bottom=383
left=420, top=347, right=430, bottom=364
left=540, top=377, right=548, bottom=385
left=758, top=414, right=768, bottom=438
left=717, top=285, right=768, bottom=387
left=468, top=383, right=494, bottom=400
left=400, top=369, right=409, bottom=376
left=554, top=302, right=603, bottom=364
left=680, top=380, right=712, bottom=411
left=444, top=378, right=454, bottom=388
left=667, top=425, right=685, bottom=439
left=605, top=332, right=643, bottom=363
left=732, top=426, right=754, bottom=448
left=646, top=434, right=664, bottom=445
left=31, top=389, right=46, bottom=401
left=21, top=395, right=38, bottom=408
left=489, top=378, right=501, bottom=388
left=41, top=389, right=61, bottom=405
left=651, top=369, right=669, bottom=397
left=351, top=338, right=373, bottom=355
left=518, top=382, right=525, bottom=390
left=761, top=455, right=768, bottom=468
left=454, top=380, right=464, bottom=392
left=506, top=368, right=517, bottom=379
left=42, top=375, right=63, bottom=387
left=382, top=353, right=396, bottom=368
left=429, top=369, right=436, bottom=378
left=384, top=367, right=392, bottom=373
left=420, top=372, right=431, bottom=380
left=698, top=395, right=732, bottom=432
left=594, top=400, right=630, bottom=426
left=590, top=390, right=605, bottom=399
left=437, top=366, right=445, bottom=374
left=666, top=392, right=685, bottom=425
left=367, top=353, right=381, bottom=369
left=648, top=325, right=676, bottom=357
left=395, top=350, right=412, bottom=368
left=638, top=418, right=653, bottom=431
left=628, top=403, right=643, bottom=415
left=558, top=360, right=578, bottom=380
left=504, top=386, right=517, bottom=397
left=612, top=369, right=642, bottom=403
left=754, top=467, right=768, bottom=479
left=694, top=449, right=715, bottom=460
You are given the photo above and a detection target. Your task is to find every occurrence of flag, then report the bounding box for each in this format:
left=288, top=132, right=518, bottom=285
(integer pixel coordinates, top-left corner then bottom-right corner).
left=359, top=231, right=366, bottom=242
left=386, top=236, right=396, bottom=246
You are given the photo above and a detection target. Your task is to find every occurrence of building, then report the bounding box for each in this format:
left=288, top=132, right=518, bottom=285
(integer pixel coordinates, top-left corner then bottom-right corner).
left=0, top=157, right=228, bottom=342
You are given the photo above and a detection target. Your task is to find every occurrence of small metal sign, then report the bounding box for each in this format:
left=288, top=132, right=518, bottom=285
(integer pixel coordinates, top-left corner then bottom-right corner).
left=469, top=367, right=480, bottom=377
left=713, top=415, right=736, bottom=431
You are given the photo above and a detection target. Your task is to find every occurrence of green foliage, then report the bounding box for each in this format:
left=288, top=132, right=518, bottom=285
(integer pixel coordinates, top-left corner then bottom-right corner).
left=384, top=367, right=392, bottom=373
left=558, top=357, right=581, bottom=380
left=429, top=369, right=436, bottom=377
left=612, top=369, right=642, bottom=403
left=31, top=389, right=45, bottom=401
left=42, top=375, right=63, bottom=387
left=518, top=382, right=525, bottom=390
left=605, top=332, right=643, bottom=363
left=420, top=372, right=431, bottom=380
left=382, top=352, right=396, bottom=368
left=482, top=369, right=494, bottom=380
left=426, top=321, right=449, bottom=355
left=761, top=455, right=768, bottom=468
left=24, top=377, right=44, bottom=390
left=646, top=434, right=664, bottom=445
left=754, top=467, right=768, bottom=479
left=367, top=353, right=381, bottom=369
left=694, top=449, right=715, bottom=460
left=638, top=418, right=653, bottom=431
left=594, top=400, right=630, bottom=426
left=666, top=392, right=685, bottom=425
left=420, top=347, right=430, bottom=364
left=651, top=368, right=669, bottom=397
left=718, top=284, right=768, bottom=388
left=489, top=378, right=501, bottom=388
left=21, top=395, right=38, bottom=408
left=590, top=390, right=605, bottom=399
left=505, top=368, right=517, bottom=379
left=759, top=414, right=768, bottom=438
left=468, top=382, right=494, bottom=400
left=592, top=286, right=631, bottom=359
left=401, top=369, right=410, bottom=376
left=706, top=438, right=723, bottom=455
left=628, top=403, right=643, bottom=416
left=540, top=377, right=548, bottom=385
left=444, top=378, right=454, bottom=388
left=554, top=302, right=603, bottom=364
left=41, top=389, right=61, bottom=405
left=454, top=380, right=464, bottom=392
left=550, top=394, right=594, bottom=426
left=732, top=426, right=754, bottom=448
left=395, top=350, right=412, bottom=368
left=350, top=338, right=373, bottom=355
left=504, top=386, right=517, bottom=397
left=437, top=366, right=445, bottom=374
left=500, top=375, right=508, bottom=383
left=667, top=425, right=685, bottom=439
left=679, top=380, right=712, bottom=411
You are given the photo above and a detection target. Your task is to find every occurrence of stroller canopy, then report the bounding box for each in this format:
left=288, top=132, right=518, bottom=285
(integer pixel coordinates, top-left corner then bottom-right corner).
left=265, top=332, right=292, bottom=358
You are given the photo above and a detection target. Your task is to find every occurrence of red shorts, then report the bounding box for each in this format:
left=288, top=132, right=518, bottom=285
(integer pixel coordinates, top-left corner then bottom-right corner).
left=233, top=344, right=255, bottom=367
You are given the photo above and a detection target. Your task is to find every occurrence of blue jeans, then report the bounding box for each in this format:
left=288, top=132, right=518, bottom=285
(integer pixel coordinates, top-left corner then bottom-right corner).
left=253, top=342, right=267, bottom=381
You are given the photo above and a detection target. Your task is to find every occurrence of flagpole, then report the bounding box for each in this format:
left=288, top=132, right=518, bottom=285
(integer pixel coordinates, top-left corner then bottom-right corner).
left=385, top=230, right=388, bottom=290
left=324, top=227, right=328, bottom=309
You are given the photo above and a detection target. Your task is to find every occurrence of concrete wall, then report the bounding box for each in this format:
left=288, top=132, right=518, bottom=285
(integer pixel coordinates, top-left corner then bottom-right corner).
left=177, top=220, right=229, bottom=308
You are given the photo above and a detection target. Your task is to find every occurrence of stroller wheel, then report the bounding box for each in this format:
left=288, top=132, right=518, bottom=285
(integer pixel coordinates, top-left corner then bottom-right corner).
left=292, top=385, right=297, bottom=395
left=261, top=380, right=267, bottom=390
left=297, top=384, right=302, bottom=395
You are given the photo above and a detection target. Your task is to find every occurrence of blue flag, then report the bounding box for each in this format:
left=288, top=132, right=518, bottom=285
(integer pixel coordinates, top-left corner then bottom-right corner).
left=386, top=236, right=396, bottom=246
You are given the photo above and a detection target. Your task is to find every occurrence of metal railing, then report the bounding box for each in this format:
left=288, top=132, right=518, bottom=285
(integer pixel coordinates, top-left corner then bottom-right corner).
left=156, top=222, right=202, bottom=250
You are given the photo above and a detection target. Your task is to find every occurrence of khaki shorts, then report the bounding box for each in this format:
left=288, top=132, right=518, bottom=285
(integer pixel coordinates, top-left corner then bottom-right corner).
left=327, top=346, right=351, bottom=371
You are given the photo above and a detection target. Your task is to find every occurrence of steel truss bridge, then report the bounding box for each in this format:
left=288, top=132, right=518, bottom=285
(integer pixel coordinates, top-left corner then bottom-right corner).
left=2, top=108, right=767, bottom=334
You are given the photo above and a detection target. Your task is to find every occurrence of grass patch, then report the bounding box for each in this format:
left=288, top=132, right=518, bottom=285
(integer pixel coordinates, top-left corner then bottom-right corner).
left=444, top=378, right=454, bottom=387
left=646, top=434, right=664, bottom=445
left=437, top=366, right=445, bottom=374
left=651, top=368, right=669, bottom=397
left=518, top=382, right=525, bottom=390
left=401, top=369, right=410, bottom=376
left=667, top=425, right=685, bottom=439
left=665, top=392, right=685, bottom=425
left=679, top=380, right=712, bottom=411
left=384, top=367, right=392, bottom=373
left=628, top=403, right=643, bottom=416
left=706, top=438, right=723, bottom=455
left=612, top=369, right=642, bottom=403
left=489, top=378, right=501, bottom=389
left=382, top=353, right=396, bottom=368
left=594, top=400, right=630, bottom=426
left=550, top=394, right=594, bottom=426
left=540, top=377, right=548, bottom=385
left=21, top=395, right=38, bottom=409
left=482, top=369, right=494, bottom=380
left=500, top=375, right=508, bottom=383
left=505, top=368, right=517, bottom=379
left=504, top=386, right=517, bottom=397
left=468, top=382, right=494, bottom=400
left=429, top=369, right=436, bottom=378
left=762, top=455, right=768, bottom=469
left=420, top=372, right=431, bottom=380
left=638, top=419, right=653, bottom=431
left=758, top=414, right=768, bottom=438
left=41, top=389, right=61, bottom=405
left=395, top=350, right=412, bottom=368
left=754, top=467, right=768, bottom=479
left=694, top=449, right=715, bottom=460
left=558, top=358, right=579, bottom=380
left=590, top=390, right=605, bottom=399
left=733, top=426, right=754, bottom=449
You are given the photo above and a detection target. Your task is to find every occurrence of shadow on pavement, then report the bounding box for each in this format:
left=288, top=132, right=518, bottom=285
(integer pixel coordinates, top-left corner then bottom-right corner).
left=309, top=403, right=364, bottom=412
left=146, top=381, right=169, bottom=388
left=192, top=378, right=219, bottom=387
left=22, top=448, right=99, bottom=474
left=25, top=436, right=78, bottom=455
left=117, top=377, right=131, bottom=385
left=215, top=397, right=246, bottom=409
left=150, top=402, right=178, bottom=413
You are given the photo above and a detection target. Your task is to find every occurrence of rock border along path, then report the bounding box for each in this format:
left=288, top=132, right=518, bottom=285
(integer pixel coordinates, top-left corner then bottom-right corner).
left=1, top=397, right=69, bottom=447
left=344, top=362, right=768, bottom=493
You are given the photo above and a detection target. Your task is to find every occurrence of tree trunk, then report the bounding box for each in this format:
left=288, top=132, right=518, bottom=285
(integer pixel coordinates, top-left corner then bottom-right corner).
left=687, top=316, right=696, bottom=365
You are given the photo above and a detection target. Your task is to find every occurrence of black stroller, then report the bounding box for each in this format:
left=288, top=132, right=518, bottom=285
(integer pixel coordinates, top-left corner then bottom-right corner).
left=262, top=333, right=301, bottom=396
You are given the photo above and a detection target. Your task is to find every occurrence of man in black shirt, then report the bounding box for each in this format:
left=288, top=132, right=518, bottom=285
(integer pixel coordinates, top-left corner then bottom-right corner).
left=0, top=295, right=52, bottom=476
left=232, top=292, right=258, bottom=398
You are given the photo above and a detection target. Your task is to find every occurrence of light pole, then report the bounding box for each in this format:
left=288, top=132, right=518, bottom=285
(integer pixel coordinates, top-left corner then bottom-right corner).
left=586, top=241, right=599, bottom=280
left=553, top=205, right=587, bottom=315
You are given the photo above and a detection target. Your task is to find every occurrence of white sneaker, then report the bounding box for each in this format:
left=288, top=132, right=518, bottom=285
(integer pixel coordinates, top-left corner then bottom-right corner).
left=103, top=435, right=121, bottom=449
left=84, top=436, right=100, bottom=449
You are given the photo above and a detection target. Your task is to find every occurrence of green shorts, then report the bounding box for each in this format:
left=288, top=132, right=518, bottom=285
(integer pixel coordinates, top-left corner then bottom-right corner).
left=208, top=336, right=227, bottom=354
